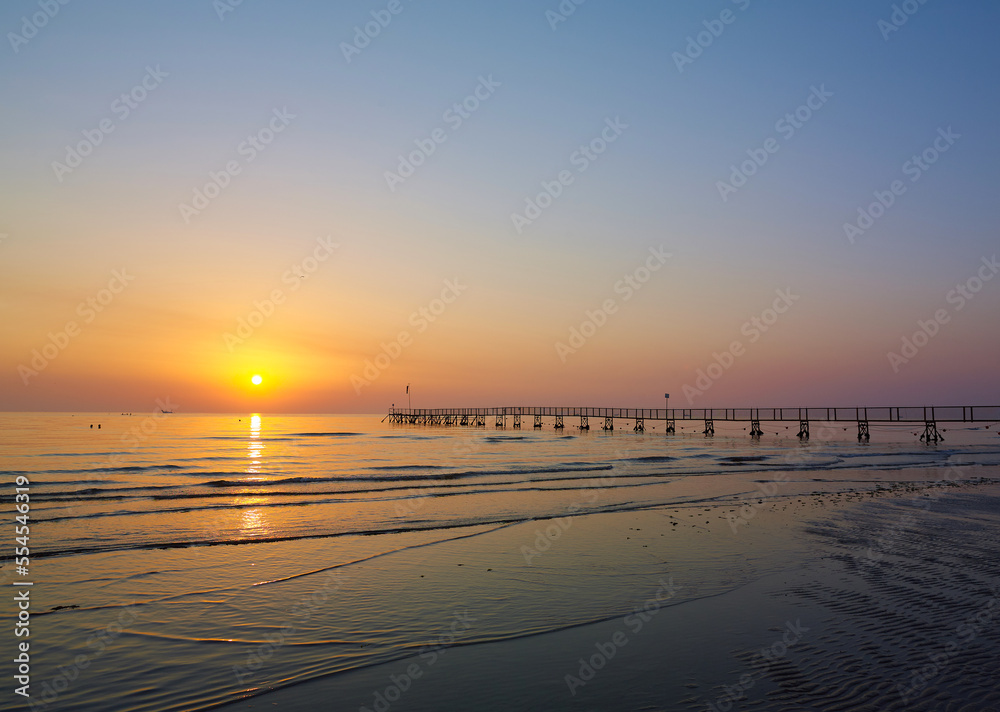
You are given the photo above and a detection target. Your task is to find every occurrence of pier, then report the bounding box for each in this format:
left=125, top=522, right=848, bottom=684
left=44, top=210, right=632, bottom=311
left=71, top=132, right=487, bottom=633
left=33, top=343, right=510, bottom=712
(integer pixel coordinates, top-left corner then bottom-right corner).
left=385, top=405, right=1000, bottom=442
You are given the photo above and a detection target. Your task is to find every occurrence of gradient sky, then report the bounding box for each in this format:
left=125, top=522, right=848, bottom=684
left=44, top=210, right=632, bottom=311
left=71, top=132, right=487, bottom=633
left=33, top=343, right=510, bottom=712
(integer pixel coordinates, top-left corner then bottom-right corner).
left=2, top=0, right=998, bottom=413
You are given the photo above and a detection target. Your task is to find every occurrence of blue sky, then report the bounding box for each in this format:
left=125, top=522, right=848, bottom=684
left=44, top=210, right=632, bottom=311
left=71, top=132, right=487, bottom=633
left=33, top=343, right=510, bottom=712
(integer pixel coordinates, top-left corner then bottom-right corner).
left=2, top=0, right=998, bottom=411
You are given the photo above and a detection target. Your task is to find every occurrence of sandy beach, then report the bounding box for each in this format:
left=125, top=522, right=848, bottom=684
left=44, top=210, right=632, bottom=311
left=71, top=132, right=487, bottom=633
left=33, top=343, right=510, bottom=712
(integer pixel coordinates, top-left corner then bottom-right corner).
left=214, top=473, right=1000, bottom=711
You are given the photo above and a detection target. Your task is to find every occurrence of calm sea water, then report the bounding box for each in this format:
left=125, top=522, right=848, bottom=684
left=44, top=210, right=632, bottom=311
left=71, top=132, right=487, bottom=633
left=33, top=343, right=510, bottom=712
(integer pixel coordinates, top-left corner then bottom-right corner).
left=2, top=413, right=999, bottom=711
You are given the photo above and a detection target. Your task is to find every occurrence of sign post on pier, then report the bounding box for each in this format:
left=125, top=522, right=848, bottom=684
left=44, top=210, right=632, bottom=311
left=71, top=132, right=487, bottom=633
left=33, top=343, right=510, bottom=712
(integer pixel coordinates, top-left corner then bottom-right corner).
left=664, top=393, right=669, bottom=419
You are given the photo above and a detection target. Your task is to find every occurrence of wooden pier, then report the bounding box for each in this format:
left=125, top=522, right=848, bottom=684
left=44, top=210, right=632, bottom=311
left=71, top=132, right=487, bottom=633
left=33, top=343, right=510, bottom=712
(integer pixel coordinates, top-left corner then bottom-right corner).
left=385, top=405, right=1000, bottom=442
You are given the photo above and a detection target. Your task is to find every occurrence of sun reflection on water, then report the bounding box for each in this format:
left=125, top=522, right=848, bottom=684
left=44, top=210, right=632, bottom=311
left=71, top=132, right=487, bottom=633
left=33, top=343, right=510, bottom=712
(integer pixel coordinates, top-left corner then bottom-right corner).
left=246, top=414, right=263, bottom=474
left=238, top=416, right=271, bottom=536
left=237, top=496, right=270, bottom=537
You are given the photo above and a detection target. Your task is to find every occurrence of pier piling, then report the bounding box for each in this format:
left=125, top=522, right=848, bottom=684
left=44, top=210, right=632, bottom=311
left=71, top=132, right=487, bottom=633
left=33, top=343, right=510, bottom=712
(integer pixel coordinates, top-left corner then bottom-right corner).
left=384, top=405, right=998, bottom=443
left=920, top=420, right=942, bottom=443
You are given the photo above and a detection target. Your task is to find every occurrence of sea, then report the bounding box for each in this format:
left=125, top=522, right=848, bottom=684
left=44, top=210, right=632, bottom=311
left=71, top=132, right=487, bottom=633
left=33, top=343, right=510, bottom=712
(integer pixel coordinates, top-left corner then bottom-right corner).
left=2, top=412, right=999, bottom=711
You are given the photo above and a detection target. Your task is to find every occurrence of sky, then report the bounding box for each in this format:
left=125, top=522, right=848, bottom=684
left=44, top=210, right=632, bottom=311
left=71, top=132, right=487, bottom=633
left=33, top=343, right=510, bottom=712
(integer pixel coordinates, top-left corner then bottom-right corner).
left=1, top=0, right=998, bottom=413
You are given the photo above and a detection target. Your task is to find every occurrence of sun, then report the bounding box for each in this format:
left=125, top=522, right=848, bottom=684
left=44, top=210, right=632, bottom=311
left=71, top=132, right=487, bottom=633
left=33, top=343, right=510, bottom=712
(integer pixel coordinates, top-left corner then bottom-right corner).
left=251, top=374, right=263, bottom=386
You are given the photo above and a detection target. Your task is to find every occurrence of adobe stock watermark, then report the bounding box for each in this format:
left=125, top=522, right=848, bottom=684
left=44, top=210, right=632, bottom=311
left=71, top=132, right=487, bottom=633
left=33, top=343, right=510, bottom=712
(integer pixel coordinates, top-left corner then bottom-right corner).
left=683, top=288, right=799, bottom=404
left=20, top=603, right=141, bottom=708
left=843, top=126, right=959, bottom=244
left=52, top=65, right=169, bottom=182
left=233, top=571, right=349, bottom=683
left=897, top=587, right=999, bottom=704
left=725, top=472, right=790, bottom=533
left=186, top=511, right=232, bottom=553
left=351, top=279, right=468, bottom=393
left=384, top=75, right=501, bottom=192
left=855, top=464, right=964, bottom=570
left=7, top=0, right=70, bottom=54
left=393, top=489, right=432, bottom=518
left=213, top=0, right=245, bottom=21
left=359, top=610, right=476, bottom=712
left=341, top=0, right=412, bottom=63
left=116, top=398, right=179, bottom=452
left=18, top=269, right=136, bottom=385
left=555, top=246, right=671, bottom=363
left=716, top=84, right=833, bottom=202
left=878, top=0, right=932, bottom=40
left=510, top=116, right=628, bottom=234
left=89, top=396, right=179, bottom=509
left=564, top=577, right=683, bottom=696
left=520, top=474, right=615, bottom=564
left=672, top=0, right=750, bottom=73
left=887, top=255, right=997, bottom=372
left=546, top=0, right=587, bottom=31
left=728, top=424, right=839, bottom=532
left=178, top=107, right=296, bottom=223
left=223, top=235, right=340, bottom=352
left=703, top=619, right=810, bottom=711
left=39, top=396, right=180, bottom=523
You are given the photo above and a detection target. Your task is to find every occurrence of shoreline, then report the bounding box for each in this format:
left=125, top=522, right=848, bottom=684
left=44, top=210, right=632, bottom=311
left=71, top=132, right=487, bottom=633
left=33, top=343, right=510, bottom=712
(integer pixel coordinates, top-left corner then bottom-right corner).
left=217, top=477, right=1000, bottom=712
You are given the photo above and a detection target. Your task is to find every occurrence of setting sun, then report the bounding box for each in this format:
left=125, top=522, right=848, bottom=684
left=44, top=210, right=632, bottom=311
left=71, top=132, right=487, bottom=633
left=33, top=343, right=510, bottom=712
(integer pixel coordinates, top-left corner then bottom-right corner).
left=251, top=374, right=263, bottom=386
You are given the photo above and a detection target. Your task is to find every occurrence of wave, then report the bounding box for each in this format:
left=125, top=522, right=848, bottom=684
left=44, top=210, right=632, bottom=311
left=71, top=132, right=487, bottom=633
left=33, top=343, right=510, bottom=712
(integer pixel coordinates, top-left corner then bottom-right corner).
left=7, top=478, right=135, bottom=487
left=28, top=451, right=1000, bottom=506
left=6, top=464, right=186, bottom=476
left=203, top=436, right=296, bottom=441
left=203, top=464, right=613, bottom=487
left=26, top=451, right=135, bottom=458
left=30, top=517, right=545, bottom=559
left=377, top=434, right=445, bottom=440
left=36, top=477, right=692, bottom=522
left=36, top=477, right=678, bottom=520
left=29, top=497, right=696, bottom=559
left=365, top=464, right=450, bottom=470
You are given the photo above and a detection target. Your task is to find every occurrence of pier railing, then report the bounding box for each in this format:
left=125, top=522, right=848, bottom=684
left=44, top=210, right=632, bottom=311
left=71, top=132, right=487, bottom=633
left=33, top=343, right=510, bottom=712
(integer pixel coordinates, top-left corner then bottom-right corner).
left=387, top=405, right=999, bottom=423
left=384, top=405, right=1000, bottom=442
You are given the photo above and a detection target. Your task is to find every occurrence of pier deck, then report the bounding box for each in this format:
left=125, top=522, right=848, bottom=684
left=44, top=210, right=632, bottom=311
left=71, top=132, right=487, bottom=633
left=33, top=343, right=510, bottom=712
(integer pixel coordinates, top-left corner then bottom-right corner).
left=385, top=405, right=1000, bottom=442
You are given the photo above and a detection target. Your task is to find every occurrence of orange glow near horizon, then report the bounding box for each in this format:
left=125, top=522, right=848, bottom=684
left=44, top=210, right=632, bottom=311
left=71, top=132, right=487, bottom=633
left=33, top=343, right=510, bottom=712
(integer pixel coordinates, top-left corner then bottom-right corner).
left=3, top=4, right=1000, bottom=414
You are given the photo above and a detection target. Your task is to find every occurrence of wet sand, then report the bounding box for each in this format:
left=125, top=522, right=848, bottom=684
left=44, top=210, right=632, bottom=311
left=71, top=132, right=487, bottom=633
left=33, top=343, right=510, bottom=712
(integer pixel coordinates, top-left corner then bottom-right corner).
left=222, top=476, right=1000, bottom=711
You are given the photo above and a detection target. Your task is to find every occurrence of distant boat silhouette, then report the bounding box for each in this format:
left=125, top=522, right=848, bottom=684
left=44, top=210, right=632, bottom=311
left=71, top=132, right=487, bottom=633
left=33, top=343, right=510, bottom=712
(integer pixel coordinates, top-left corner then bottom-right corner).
left=160, top=408, right=173, bottom=414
